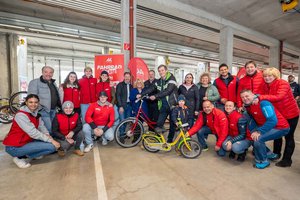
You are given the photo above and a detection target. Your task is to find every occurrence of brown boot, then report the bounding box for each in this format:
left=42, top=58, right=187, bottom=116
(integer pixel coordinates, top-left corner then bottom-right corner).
left=73, top=149, right=84, bottom=156
left=57, top=149, right=65, bottom=157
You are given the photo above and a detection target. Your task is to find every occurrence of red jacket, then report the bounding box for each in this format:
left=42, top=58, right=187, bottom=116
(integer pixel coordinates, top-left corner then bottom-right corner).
left=227, top=110, right=252, bottom=141
left=85, top=101, right=115, bottom=128
left=3, top=111, right=39, bottom=147
left=189, top=108, right=228, bottom=147
left=214, top=75, right=238, bottom=103
left=259, top=79, right=299, bottom=120
left=56, top=113, right=79, bottom=135
left=237, top=70, right=264, bottom=107
left=78, top=76, right=97, bottom=104
left=63, top=87, right=80, bottom=108
left=96, top=82, right=112, bottom=103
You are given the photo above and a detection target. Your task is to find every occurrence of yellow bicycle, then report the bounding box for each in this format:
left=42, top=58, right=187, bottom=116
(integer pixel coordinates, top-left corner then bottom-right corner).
left=142, top=119, right=202, bottom=159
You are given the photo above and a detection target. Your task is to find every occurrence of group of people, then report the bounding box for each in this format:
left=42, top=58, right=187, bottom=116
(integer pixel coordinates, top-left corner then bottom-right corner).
left=2, top=61, right=299, bottom=170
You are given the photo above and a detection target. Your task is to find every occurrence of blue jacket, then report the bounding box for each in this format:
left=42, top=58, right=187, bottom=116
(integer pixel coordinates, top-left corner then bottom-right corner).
left=171, top=105, right=189, bottom=126
left=129, top=88, right=148, bottom=117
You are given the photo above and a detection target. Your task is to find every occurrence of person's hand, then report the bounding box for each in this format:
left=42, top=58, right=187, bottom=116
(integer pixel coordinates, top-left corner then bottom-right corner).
left=220, top=98, right=227, bottom=104
left=66, top=131, right=74, bottom=139
left=214, top=145, right=220, bottom=151
left=252, top=98, right=259, bottom=105
left=51, top=139, right=61, bottom=149
left=119, top=107, right=124, bottom=114
left=225, top=141, right=232, bottom=151
left=185, top=132, right=190, bottom=137
left=238, top=107, right=244, bottom=113
left=194, top=111, right=199, bottom=116
left=296, top=96, right=299, bottom=100
left=203, top=96, right=208, bottom=100
left=94, top=128, right=104, bottom=137
left=251, top=131, right=261, bottom=141
left=136, top=94, right=142, bottom=99
left=66, top=138, right=74, bottom=144
left=150, top=95, right=156, bottom=101
left=175, top=122, right=179, bottom=127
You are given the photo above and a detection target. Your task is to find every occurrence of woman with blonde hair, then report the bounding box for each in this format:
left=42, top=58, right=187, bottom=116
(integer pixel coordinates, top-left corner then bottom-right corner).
left=196, top=72, right=220, bottom=111
left=129, top=79, right=148, bottom=117
left=257, top=67, right=299, bottom=167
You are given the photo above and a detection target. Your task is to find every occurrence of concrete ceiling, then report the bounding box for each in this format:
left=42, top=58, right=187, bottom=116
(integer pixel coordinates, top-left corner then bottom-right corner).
left=177, top=0, right=300, bottom=49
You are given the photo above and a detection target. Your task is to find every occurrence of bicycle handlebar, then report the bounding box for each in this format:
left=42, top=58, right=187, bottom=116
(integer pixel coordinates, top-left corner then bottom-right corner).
left=135, top=95, right=149, bottom=103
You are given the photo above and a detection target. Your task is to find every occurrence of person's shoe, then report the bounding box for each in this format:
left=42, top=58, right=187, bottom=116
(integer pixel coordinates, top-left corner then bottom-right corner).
left=13, top=157, right=31, bottom=169
left=229, top=151, right=235, bottom=159
left=253, top=161, right=270, bottom=169
left=102, top=139, right=108, bottom=146
left=73, top=149, right=84, bottom=156
left=237, top=152, right=246, bottom=162
left=84, top=144, right=94, bottom=153
left=33, top=156, right=44, bottom=160
left=202, top=145, right=208, bottom=152
left=267, top=153, right=280, bottom=161
left=57, top=148, right=65, bottom=157
left=175, top=148, right=182, bottom=156
left=275, top=160, right=292, bottom=167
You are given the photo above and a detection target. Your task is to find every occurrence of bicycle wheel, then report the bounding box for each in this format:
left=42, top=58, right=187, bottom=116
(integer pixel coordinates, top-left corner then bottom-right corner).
left=9, top=91, right=27, bottom=114
left=114, top=117, right=144, bottom=148
left=0, top=105, right=14, bottom=124
left=142, top=135, right=160, bottom=153
left=180, top=139, right=202, bottom=159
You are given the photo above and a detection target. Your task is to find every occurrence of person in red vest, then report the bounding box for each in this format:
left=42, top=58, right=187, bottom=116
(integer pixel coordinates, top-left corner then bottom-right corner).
left=3, top=94, right=60, bottom=168
left=223, top=101, right=252, bottom=162
left=59, top=72, right=81, bottom=114
left=240, top=89, right=289, bottom=169
left=214, top=63, right=238, bottom=111
left=78, top=66, right=97, bottom=123
left=52, top=101, right=84, bottom=157
left=237, top=61, right=264, bottom=112
left=83, top=91, right=115, bottom=152
left=96, top=70, right=112, bottom=103
left=186, top=100, right=228, bottom=156
left=257, top=67, right=299, bottom=167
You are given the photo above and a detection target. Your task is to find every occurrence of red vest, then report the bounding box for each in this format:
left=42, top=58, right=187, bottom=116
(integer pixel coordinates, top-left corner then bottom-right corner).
left=215, top=75, right=238, bottom=103
left=56, top=113, right=79, bottom=135
left=63, top=87, right=80, bottom=108
left=3, top=111, right=39, bottom=147
left=246, top=103, right=289, bottom=130
left=227, top=110, right=252, bottom=140
left=96, top=82, right=112, bottom=103
left=78, top=76, right=97, bottom=104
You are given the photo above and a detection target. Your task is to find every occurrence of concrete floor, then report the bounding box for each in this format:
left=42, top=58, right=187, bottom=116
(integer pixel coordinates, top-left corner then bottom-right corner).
left=1, top=123, right=300, bottom=200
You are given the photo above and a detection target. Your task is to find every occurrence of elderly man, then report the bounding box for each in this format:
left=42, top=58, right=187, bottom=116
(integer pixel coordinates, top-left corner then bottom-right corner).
left=28, top=66, right=61, bottom=134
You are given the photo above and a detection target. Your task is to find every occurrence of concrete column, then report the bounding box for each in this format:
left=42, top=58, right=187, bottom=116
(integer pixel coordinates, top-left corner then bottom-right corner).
left=121, top=0, right=136, bottom=72
left=269, top=43, right=280, bottom=68
left=298, top=55, right=300, bottom=84
left=9, top=34, right=19, bottom=94
left=0, top=33, right=10, bottom=97
left=219, top=26, right=233, bottom=72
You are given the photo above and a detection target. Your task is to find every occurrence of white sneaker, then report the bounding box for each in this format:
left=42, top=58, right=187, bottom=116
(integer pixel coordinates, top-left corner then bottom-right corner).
left=33, top=156, right=44, bottom=160
left=102, top=139, right=108, bottom=146
left=84, top=144, right=94, bottom=153
left=13, top=157, right=31, bottom=169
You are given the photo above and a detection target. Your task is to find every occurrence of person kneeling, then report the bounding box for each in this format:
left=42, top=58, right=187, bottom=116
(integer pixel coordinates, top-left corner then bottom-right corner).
left=222, top=101, right=252, bottom=162
left=83, top=91, right=115, bottom=152
left=3, top=94, right=60, bottom=168
left=52, top=101, right=84, bottom=157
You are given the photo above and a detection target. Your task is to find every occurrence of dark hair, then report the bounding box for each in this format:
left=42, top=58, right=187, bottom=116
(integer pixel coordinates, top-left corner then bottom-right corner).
left=124, top=72, right=131, bottom=76
left=99, top=72, right=110, bottom=83
left=62, top=72, right=80, bottom=89
left=158, top=64, right=167, bottom=71
left=21, top=94, right=40, bottom=107
left=219, top=63, right=228, bottom=70
left=240, top=89, right=252, bottom=95
left=184, top=73, right=194, bottom=84
left=149, top=70, right=155, bottom=74
left=244, top=61, right=257, bottom=68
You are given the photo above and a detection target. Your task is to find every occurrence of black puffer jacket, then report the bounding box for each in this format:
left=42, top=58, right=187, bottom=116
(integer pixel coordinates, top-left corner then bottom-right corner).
left=178, top=84, right=199, bottom=117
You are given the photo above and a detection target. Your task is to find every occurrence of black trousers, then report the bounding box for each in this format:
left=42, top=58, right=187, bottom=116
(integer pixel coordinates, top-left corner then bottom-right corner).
left=147, top=101, right=159, bottom=131
left=273, top=115, right=299, bottom=161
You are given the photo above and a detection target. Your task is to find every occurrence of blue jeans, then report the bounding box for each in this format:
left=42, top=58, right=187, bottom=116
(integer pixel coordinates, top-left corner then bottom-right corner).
left=83, top=124, right=114, bottom=145
left=80, top=104, right=90, bottom=124
left=119, top=103, right=132, bottom=121
left=253, top=128, right=290, bottom=162
left=112, top=105, right=120, bottom=132
left=222, top=136, right=253, bottom=154
left=197, top=126, right=226, bottom=157
left=40, top=109, right=56, bottom=134
left=5, top=141, right=56, bottom=159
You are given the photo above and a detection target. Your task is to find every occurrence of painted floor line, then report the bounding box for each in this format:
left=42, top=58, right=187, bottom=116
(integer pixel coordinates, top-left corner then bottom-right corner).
left=93, top=144, right=108, bottom=200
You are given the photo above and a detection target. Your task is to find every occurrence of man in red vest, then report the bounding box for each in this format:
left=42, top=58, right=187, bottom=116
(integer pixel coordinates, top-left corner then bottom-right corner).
left=214, top=63, right=238, bottom=111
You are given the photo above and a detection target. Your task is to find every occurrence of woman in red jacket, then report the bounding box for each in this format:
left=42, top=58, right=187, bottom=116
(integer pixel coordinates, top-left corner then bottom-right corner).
left=96, top=70, right=112, bottom=103
left=59, top=72, right=81, bottom=114
left=258, top=67, right=299, bottom=167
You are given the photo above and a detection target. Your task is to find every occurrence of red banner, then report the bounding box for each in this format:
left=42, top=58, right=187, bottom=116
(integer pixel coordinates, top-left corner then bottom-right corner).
left=128, top=57, right=149, bottom=83
left=94, top=54, right=124, bottom=87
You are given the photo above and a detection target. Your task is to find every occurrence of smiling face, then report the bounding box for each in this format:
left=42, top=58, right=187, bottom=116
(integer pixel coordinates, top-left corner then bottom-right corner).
left=245, top=63, right=257, bottom=76
left=63, top=106, right=73, bottom=115
left=84, top=69, right=92, bottom=77
left=219, top=66, right=229, bottom=77
left=225, top=101, right=235, bottom=114
left=101, top=73, right=109, bottom=82
left=178, top=100, right=185, bottom=107
left=149, top=71, right=155, bottom=81
left=158, top=66, right=167, bottom=79
left=25, top=97, right=39, bottom=112
left=69, top=73, right=77, bottom=84
left=240, top=91, right=254, bottom=105
left=203, top=101, right=213, bottom=114
left=42, top=67, right=54, bottom=81
left=185, top=74, right=193, bottom=84
left=99, top=95, right=108, bottom=103
left=263, top=74, right=276, bottom=84
left=201, top=76, right=209, bottom=85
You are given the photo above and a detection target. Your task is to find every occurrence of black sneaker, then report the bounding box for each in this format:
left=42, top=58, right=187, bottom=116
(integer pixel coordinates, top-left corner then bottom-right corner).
left=229, top=151, right=235, bottom=159
left=237, top=152, right=246, bottom=162
left=275, top=160, right=292, bottom=167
